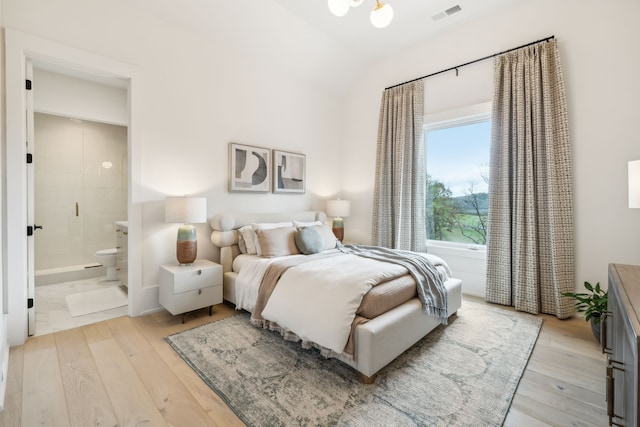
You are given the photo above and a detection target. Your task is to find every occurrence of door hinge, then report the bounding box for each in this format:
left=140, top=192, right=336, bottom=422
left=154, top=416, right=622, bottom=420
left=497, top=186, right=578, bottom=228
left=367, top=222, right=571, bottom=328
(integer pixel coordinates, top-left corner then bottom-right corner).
left=27, top=224, right=43, bottom=236
left=26, top=79, right=32, bottom=90
left=27, top=298, right=34, bottom=309
left=26, top=153, right=33, bottom=164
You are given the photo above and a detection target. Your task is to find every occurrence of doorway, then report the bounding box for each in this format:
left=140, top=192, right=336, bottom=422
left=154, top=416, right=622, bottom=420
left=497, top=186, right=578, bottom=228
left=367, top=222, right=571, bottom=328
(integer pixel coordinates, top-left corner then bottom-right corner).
left=29, top=66, right=129, bottom=336
left=5, top=28, right=141, bottom=346
left=33, top=113, right=128, bottom=276
left=33, top=112, right=129, bottom=336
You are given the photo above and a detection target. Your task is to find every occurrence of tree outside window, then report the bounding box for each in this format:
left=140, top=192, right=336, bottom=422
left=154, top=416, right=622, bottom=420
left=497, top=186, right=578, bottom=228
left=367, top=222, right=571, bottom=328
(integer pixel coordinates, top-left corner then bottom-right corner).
left=425, top=118, right=490, bottom=245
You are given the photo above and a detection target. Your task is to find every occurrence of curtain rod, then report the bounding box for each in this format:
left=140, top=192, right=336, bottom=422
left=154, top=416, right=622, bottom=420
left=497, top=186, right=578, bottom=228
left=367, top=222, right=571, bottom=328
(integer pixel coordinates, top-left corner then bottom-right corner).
left=385, top=35, right=555, bottom=90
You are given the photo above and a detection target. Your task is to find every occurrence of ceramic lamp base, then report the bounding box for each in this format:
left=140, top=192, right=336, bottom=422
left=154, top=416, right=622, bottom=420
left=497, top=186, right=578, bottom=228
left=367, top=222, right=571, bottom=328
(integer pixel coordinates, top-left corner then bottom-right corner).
left=332, top=217, right=344, bottom=242
left=176, top=224, right=197, bottom=265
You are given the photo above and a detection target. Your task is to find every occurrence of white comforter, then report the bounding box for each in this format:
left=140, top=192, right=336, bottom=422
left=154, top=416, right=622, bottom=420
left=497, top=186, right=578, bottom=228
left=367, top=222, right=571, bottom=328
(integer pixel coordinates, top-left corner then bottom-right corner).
left=236, top=250, right=450, bottom=354
left=234, top=253, right=306, bottom=312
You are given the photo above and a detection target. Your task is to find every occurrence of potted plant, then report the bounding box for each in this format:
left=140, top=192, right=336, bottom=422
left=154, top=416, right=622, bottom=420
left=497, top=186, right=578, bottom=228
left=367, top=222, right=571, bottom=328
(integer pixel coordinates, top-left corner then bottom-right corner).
left=562, top=281, right=608, bottom=343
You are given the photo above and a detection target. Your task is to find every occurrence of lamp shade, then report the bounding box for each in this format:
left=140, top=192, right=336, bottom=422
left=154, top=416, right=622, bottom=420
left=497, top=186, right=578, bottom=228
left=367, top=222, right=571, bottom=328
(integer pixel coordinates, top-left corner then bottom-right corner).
left=326, top=199, right=351, bottom=218
left=165, top=197, right=207, bottom=224
left=630, top=160, right=640, bottom=208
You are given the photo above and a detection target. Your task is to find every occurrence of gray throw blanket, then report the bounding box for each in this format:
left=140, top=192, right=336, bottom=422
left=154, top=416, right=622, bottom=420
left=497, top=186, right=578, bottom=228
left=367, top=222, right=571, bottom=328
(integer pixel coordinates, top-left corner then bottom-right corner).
left=338, top=244, right=449, bottom=324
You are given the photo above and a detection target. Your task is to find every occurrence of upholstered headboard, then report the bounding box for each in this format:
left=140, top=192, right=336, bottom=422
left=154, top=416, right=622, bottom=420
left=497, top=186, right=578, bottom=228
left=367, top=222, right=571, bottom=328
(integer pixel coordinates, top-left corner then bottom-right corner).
left=210, top=211, right=327, bottom=273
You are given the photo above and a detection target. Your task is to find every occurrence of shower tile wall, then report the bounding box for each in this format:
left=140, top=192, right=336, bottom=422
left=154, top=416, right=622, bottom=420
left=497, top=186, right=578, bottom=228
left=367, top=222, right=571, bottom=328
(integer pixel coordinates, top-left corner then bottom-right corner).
left=34, top=113, right=127, bottom=271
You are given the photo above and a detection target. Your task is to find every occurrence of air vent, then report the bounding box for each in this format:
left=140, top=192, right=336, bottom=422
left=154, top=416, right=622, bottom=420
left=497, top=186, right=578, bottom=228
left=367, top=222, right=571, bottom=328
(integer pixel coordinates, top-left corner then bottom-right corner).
left=445, top=5, right=462, bottom=16
left=431, top=4, right=462, bottom=22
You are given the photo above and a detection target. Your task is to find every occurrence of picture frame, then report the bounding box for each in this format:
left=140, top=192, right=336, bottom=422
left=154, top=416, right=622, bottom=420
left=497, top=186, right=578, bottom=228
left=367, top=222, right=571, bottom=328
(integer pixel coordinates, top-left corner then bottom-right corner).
left=229, top=143, right=271, bottom=193
left=273, top=150, right=305, bottom=194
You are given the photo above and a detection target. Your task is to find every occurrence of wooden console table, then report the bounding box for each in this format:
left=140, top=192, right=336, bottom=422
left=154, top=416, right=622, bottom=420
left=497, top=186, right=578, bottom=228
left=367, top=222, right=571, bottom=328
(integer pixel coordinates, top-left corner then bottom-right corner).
left=606, top=263, right=640, bottom=426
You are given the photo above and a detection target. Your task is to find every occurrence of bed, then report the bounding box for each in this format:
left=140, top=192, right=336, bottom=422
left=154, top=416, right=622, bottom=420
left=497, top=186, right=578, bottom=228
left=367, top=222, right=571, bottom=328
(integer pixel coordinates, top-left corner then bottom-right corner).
left=210, top=211, right=462, bottom=382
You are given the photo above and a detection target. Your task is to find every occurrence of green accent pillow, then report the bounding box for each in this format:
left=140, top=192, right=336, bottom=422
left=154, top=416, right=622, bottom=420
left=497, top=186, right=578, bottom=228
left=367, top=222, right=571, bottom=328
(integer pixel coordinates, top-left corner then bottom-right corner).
left=295, top=227, right=324, bottom=255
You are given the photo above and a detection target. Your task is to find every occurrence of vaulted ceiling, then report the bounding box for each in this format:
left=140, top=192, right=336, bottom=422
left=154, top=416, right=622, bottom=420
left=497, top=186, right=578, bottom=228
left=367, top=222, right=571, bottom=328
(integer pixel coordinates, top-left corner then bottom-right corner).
left=271, top=0, right=521, bottom=60
left=135, top=0, right=526, bottom=95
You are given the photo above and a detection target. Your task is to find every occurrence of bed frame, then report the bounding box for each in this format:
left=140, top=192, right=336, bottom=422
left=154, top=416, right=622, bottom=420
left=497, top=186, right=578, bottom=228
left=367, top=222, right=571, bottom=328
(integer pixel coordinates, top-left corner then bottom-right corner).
left=210, top=211, right=462, bottom=382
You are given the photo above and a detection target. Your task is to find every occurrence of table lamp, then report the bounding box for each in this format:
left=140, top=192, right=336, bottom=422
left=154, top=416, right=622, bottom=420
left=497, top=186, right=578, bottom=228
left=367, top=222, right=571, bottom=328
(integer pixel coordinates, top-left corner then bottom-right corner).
left=165, top=196, right=207, bottom=265
left=326, top=199, right=351, bottom=242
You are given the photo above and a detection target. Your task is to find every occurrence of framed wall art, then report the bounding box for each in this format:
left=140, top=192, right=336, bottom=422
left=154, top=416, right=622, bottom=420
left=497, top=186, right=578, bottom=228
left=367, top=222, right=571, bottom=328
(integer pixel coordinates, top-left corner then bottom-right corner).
left=229, top=143, right=271, bottom=192
left=273, top=150, right=305, bottom=194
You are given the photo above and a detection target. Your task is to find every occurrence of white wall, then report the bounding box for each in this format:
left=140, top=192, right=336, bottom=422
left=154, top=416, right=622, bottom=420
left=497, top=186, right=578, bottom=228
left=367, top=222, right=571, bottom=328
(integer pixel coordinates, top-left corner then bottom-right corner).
left=2, top=0, right=344, bottom=343
left=343, top=0, right=640, bottom=293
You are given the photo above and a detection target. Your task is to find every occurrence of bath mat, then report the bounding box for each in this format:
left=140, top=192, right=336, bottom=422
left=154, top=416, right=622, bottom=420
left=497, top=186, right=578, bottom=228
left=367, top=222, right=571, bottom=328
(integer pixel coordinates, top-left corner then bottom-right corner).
left=66, top=286, right=128, bottom=317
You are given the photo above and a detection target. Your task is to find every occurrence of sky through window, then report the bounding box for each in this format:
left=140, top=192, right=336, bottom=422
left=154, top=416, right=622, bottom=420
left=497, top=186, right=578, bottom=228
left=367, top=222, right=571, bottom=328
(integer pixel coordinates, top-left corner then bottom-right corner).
left=426, top=121, right=491, bottom=197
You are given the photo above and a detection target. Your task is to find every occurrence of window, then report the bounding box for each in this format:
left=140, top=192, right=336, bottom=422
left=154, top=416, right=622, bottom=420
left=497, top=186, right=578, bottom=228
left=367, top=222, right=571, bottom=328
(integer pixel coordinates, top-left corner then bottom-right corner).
left=424, top=104, right=491, bottom=246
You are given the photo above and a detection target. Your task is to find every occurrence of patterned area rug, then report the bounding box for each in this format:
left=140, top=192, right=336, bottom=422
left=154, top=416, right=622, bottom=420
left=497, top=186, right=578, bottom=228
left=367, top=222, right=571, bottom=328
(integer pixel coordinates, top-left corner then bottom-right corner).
left=165, top=300, right=542, bottom=426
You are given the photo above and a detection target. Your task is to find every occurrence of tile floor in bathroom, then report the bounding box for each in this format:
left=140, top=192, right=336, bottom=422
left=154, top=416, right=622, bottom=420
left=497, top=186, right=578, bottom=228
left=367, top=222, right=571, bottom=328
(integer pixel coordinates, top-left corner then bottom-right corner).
left=34, top=277, right=128, bottom=336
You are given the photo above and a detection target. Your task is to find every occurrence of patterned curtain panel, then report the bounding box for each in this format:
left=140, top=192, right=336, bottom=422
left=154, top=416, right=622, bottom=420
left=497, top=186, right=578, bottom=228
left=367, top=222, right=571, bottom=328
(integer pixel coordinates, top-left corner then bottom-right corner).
left=486, top=40, right=575, bottom=319
left=372, top=81, right=427, bottom=251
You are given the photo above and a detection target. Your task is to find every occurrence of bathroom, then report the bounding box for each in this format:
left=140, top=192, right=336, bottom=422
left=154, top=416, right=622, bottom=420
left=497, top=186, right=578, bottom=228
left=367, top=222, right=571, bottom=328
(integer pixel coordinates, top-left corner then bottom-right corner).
left=32, top=64, right=129, bottom=336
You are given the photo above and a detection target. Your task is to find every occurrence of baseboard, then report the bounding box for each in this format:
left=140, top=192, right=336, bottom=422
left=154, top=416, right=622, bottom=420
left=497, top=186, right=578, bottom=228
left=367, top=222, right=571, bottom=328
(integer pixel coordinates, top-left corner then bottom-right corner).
left=140, top=307, right=164, bottom=316
left=0, top=314, right=9, bottom=411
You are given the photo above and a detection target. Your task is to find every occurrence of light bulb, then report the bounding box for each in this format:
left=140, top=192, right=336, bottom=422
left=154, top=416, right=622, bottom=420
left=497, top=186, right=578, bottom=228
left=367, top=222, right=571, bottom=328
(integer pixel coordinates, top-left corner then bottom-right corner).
left=370, top=2, right=393, bottom=28
left=328, top=0, right=350, bottom=17
left=350, top=0, right=364, bottom=7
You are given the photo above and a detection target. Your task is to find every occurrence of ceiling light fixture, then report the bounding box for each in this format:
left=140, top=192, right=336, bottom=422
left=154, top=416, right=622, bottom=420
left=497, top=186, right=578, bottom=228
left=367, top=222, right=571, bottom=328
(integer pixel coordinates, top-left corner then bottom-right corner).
left=328, top=0, right=394, bottom=28
left=328, top=0, right=350, bottom=17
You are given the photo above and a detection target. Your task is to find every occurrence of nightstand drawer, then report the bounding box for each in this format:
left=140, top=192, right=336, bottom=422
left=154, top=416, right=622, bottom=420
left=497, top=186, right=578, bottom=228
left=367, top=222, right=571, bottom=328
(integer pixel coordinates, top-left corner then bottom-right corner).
left=172, top=266, right=221, bottom=293
left=159, top=260, right=222, bottom=294
left=168, top=285, right=222, bottom=315
left=159, top=259, right=224, bottom=318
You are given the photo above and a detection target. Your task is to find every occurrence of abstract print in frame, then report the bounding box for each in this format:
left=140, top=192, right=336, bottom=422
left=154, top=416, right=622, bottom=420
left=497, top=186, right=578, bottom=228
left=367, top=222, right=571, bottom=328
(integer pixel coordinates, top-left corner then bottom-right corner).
left=273, top=150, right=305, bottom=194
left=229, top=143, right=271, bottom=192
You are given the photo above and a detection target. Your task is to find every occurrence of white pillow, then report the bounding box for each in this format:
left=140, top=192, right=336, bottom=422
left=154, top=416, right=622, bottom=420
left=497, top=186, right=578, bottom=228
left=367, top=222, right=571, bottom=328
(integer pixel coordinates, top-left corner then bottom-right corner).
left=237, top=230, right=248, bottom=254
left=238, top=225, right=257, bottom=255
left=251, top=222, right=293, bottom=256
left=293, top=220, right=322, bottom=228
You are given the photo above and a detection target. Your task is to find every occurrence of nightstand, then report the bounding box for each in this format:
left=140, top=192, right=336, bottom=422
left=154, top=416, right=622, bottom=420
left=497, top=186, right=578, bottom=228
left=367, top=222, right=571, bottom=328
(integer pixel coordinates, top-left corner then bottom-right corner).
left=159, top=259, right=223, bottom=323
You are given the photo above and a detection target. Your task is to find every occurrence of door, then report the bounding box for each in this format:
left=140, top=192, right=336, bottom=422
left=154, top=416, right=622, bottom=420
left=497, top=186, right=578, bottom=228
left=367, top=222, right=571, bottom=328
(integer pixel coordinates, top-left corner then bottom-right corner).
left=26, top=59, right=37, bottom=336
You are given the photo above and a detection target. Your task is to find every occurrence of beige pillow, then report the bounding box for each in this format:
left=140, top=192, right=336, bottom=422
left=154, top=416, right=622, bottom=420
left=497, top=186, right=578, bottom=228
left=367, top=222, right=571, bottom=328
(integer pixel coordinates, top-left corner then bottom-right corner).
left=255, top=226, right=300, bottom=257
left=251, top=222, right=293, bottom=256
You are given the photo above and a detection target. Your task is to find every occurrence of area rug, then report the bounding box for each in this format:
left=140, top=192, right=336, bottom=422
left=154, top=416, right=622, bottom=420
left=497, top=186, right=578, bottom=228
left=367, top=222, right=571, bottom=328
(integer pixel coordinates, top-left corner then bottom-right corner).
left=66, top=286, right=128, bottom=317
left=165, top=300, right=542, bottom=426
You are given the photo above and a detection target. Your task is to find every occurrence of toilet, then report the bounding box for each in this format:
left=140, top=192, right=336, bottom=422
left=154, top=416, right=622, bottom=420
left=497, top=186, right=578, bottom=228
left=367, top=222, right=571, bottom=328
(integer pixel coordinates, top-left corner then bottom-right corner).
left=95, top=248, right=118, bottom=281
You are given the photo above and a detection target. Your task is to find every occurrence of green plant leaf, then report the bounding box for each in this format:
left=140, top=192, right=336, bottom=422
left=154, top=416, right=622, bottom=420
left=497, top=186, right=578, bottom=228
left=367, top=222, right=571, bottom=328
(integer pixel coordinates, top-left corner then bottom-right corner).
left=563, top=281, right=608, bottom=323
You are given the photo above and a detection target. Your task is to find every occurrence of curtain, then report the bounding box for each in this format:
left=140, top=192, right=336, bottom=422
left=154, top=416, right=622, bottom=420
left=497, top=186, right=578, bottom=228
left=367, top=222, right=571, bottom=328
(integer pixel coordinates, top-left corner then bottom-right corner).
left=371, top=81, right=426, bottom=251
left=486, top=40, right=575, bottom=318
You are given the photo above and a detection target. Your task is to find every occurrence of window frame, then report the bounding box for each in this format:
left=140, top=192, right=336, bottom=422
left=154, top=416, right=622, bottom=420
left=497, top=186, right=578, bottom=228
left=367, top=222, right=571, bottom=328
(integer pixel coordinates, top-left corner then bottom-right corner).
left=423, top=102, right=492, bottom=250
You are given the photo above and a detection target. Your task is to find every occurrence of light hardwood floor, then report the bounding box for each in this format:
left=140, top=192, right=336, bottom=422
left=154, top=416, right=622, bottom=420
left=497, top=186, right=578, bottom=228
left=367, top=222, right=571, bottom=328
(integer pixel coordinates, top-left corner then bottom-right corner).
left=0, top=297, right=607, bottom=427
